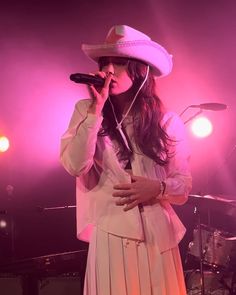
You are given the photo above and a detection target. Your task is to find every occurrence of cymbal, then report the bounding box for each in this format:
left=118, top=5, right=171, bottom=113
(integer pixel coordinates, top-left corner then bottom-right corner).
left=187, top=194, right=236, bottom=216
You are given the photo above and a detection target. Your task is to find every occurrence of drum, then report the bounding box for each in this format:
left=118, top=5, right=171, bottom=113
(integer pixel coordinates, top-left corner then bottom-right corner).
left=185, top=269, right=235, bottom=295
left=188, top=225, right=236, bottom=269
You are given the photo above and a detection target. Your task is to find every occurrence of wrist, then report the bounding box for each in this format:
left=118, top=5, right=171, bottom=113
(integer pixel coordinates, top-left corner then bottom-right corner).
left=156, top=180, right=167, bottom=200
left=88, top=103, right=103, bottom=115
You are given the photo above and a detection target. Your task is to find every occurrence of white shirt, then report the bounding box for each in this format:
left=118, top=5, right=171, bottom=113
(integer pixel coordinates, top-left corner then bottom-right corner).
left=60, top=99, right=192, bottom=253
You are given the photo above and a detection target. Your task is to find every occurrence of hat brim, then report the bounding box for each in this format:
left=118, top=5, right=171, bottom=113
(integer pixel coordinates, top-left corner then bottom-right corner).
left=82, top=40, right=173, bottom=77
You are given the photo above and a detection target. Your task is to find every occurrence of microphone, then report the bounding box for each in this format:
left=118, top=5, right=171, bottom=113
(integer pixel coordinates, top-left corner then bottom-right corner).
left=189, top=103, right=227, bottom=111
left=70, top=73, right=105, bottom=86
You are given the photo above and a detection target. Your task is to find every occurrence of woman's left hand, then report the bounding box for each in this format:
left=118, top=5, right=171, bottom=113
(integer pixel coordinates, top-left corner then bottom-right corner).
left=113, top=175, right=161, bottom=211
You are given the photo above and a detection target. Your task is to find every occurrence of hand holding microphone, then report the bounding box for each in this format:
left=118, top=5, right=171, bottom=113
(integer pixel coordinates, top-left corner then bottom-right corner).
left=70, top=72, right=113, bottom=115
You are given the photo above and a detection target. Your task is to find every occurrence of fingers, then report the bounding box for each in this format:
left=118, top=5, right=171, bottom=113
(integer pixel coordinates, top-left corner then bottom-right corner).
left=113, top=182, right=138, bottom=210
left=89, top=71, right=106, bottom=79
left=124, top=200, right=139, bottom=211
left=113, top=183, right=132, bottom=190
left=88, top=71, right=112, bottom=90
left=89, top=84, right=98, bottom=98
left=113, top=178, right=142, bottom=211
left=87, top=71, right=113, bottom=106
left=113, top=190, right=133, bottom=198
left=114, top=194, right=139, bottom=211
left=115, top=195, right=134, bottom=206
left=115, top=196, right=139, bottom=211
left=103, top=72, right=113, bottom=88
left=112, top=183, right=133, bottom=198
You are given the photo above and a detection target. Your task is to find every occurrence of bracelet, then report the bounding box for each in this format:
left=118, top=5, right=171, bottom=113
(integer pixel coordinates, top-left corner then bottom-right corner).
left=159, top=180, right=164, bottom=195
left=162, top=181, right=166, bottom=195
left=156, top=180, right=166, bottom=199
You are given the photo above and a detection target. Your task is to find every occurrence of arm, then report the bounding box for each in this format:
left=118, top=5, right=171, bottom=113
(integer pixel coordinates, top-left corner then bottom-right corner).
left=160, top=112, right=192, bottom=205
left=60, top=99, right=103, bottom=176
left=113, top=112, right=192, bottom=210
left=60, top=72, right=113, bottom=176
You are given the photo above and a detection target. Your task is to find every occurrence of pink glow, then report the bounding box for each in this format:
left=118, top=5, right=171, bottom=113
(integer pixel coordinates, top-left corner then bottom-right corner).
left=0, top=0, right=235, bottom=263
left=0, top=1, right=235, bottom=200
left=1, top=36, right=90, bottom=178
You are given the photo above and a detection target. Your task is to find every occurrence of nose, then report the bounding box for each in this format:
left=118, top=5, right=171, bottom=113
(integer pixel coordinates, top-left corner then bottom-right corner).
left=104, top=63, right=115, bottom=75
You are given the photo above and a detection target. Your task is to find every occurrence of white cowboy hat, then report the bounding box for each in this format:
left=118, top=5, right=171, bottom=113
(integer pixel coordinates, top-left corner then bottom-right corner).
left=82, top=25, right=173, bottom=77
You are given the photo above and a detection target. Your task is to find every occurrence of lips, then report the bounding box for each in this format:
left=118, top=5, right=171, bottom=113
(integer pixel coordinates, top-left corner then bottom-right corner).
left=109, top=79, right=117, bottom=87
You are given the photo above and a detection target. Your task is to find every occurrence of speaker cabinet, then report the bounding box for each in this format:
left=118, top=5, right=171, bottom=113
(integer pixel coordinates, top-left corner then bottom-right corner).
left=39, top=274, right=82, bottom=295
left=0, top=274, right=83, bottom=295
left=0, top=276, right=23, bottom=295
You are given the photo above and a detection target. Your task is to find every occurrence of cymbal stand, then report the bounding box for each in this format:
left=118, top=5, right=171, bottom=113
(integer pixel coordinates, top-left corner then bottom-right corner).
left=194, top=205, right=206, bottom=295
left=36, top=205, right=76, bottom=212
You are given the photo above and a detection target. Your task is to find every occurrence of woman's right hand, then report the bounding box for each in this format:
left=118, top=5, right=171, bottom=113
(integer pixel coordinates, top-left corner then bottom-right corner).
left=88, top=71, right=113, bottom=115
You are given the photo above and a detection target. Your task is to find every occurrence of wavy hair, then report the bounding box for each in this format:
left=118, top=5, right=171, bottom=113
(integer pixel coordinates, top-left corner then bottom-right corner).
left=99, top=59, right=172, bottom=166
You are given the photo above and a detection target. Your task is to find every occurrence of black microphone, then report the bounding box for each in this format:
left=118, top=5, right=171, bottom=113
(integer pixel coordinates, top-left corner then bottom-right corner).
left=70, top=73, right=105, bottom=87
left=189, top=103, right=227, bottom=111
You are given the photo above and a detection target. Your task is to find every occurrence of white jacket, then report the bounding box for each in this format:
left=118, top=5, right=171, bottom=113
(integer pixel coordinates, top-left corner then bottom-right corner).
left=60, top=99, right=192, bottom=253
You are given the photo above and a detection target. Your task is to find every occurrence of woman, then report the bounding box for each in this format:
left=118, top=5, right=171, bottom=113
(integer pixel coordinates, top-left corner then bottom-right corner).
left=60, top=25, right=192, bottom=295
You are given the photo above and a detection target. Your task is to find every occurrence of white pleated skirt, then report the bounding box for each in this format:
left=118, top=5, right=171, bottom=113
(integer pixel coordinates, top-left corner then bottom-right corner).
left=83, top=208, right=187, bottom=295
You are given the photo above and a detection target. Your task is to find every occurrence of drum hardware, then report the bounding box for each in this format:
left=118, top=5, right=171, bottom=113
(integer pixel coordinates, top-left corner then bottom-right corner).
left=195, top=204, right=206, bottom=295
left=188, top=225, right=236, bottom=270
left=36, top=205, right=76, bottom=212
left=187, top=195, right=236, bottom=217
left=185, top=195, right=236, bottom=295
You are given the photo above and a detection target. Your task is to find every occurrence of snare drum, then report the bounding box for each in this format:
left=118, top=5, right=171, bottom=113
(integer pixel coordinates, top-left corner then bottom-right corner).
left=188, top=225, right=236, bottom=269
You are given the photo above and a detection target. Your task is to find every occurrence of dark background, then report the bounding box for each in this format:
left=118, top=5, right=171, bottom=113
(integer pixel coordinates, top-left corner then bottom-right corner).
left=0, top=0, right=236, bottom=265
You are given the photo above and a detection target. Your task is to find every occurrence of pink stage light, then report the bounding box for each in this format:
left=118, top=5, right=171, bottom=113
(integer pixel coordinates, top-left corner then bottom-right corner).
left=0, top=219, right=7, bottom=229
left=191, top=116, right=213, bottom=138
left=0, top=136, right=10, bottom=152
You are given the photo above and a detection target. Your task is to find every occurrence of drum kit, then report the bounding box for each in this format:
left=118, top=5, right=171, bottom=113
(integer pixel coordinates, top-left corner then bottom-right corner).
left=185, top=194, right=236, bottom=295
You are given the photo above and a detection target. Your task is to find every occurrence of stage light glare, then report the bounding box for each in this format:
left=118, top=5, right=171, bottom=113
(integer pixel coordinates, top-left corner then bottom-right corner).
left=0, top=220, right=7, bottom=228
left=191, top=117, right=213, bottom=138
left=0, top=136, right=10, bottom=152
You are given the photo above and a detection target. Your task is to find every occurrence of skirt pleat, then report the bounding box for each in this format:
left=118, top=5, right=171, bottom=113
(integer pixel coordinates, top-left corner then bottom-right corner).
left=84, top=209, right=187, bottom=295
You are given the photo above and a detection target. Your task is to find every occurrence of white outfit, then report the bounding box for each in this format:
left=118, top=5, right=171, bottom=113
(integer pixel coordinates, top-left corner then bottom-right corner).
left=60, top=99, right=192, bottom=295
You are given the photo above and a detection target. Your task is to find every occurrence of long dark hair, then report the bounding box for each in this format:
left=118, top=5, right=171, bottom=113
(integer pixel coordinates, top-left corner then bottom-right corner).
left=99, top=59, right=172, bottom=166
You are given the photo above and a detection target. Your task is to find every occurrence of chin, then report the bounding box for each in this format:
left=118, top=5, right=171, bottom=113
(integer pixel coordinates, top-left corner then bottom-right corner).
left=109, top=89, right=121, bottom=96
left=109, top=88, right=129, bottom=96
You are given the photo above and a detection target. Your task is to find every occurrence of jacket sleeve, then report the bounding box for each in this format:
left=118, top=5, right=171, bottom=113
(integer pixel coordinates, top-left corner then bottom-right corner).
left=162, top=112, right=192, bottom=198
left=60, top=99, right=103, bottom=176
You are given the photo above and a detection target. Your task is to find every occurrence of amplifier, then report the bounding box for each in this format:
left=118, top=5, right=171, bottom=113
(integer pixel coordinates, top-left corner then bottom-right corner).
left=39, top=274, right=82, bottom=295
left=0, top=273, right=83, bottom=295
left=0, top=250, right=87, bottom=295
left=0, top=276, right=22, bottom=295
